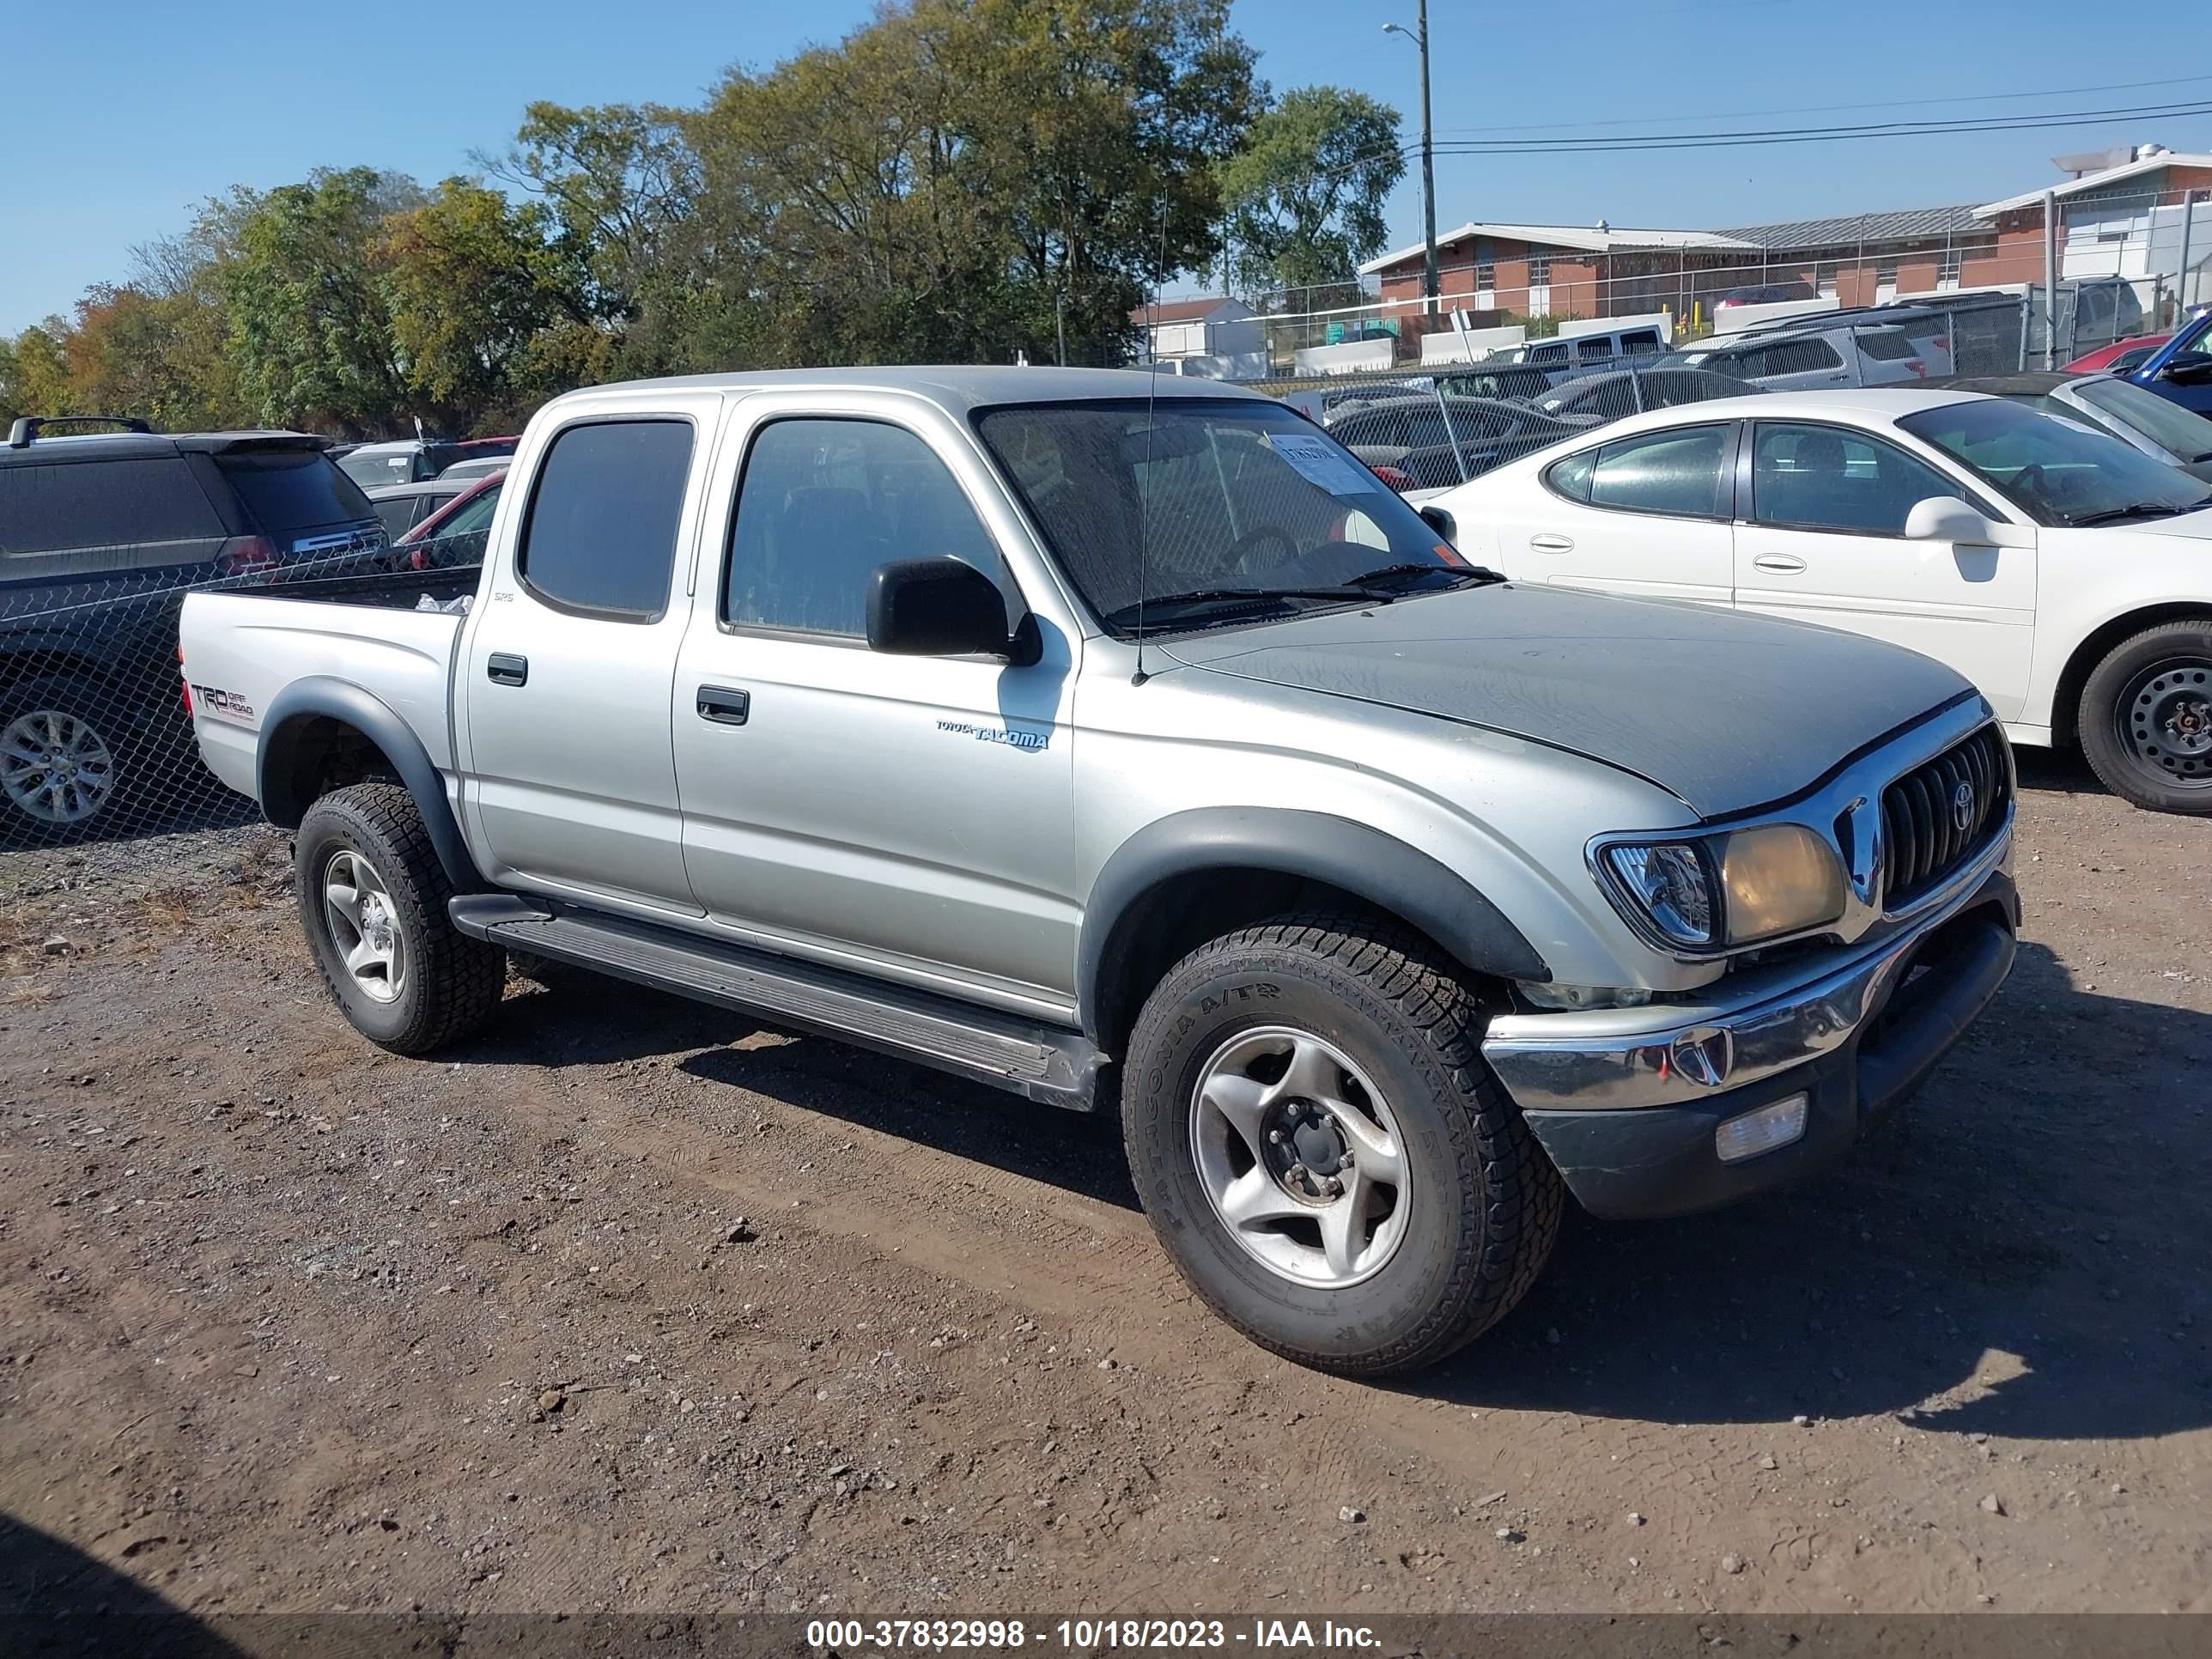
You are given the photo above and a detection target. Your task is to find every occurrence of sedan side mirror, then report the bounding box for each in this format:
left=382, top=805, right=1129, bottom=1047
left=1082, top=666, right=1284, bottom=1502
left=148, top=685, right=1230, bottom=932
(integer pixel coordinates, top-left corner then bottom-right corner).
left=1904, top=495, right=1995, bottom=544
left=1418, top=504, right=1457, bottom=544
left=866, top=557, right=1035, bottom=663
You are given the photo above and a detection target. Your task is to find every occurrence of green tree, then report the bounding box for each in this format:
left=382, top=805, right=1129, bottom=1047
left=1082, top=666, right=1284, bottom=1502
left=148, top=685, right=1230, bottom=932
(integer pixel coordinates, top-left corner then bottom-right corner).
left=685, top=0, right=1261, bottom=368
left=379, top=179, right=568, bottom=431
left=1220, top=85, right=1404, bottom=300
left=224, top=167, right=422, bottom=435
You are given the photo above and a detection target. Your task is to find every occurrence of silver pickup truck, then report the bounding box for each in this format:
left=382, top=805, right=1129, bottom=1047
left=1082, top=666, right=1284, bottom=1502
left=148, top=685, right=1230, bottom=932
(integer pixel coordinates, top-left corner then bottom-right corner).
left=180, top=368, right=2019, bottom=1376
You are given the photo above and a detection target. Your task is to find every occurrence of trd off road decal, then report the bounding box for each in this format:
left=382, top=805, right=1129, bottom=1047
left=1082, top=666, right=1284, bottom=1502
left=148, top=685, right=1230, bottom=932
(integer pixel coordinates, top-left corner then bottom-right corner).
left=191, top=685, right=255, bottom=721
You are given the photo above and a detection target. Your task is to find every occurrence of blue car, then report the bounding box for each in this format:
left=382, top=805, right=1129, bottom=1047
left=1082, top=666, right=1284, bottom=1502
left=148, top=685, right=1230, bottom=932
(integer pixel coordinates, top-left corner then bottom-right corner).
left=2123, top=307, right=2212, bottom=416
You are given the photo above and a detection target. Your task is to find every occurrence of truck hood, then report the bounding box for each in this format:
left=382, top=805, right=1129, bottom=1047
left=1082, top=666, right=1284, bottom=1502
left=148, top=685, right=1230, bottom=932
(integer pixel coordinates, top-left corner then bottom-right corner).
left=1157, top=582, right=1973, bottom=819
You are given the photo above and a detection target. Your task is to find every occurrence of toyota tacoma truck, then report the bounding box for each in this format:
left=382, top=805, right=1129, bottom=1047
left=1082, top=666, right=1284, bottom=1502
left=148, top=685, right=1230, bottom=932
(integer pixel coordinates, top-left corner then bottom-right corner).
left=179, top=368, right=2019, bottom=1376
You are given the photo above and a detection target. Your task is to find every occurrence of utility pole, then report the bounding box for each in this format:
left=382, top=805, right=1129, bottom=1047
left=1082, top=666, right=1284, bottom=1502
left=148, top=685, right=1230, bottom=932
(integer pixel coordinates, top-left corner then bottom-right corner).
left=1384, top=4, right=1439, bottom=315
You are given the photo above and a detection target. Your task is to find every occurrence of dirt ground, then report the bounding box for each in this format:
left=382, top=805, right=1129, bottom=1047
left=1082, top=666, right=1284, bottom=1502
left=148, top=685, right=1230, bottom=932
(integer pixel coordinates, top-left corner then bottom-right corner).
left=2, top=750, right=2208, bottom=1628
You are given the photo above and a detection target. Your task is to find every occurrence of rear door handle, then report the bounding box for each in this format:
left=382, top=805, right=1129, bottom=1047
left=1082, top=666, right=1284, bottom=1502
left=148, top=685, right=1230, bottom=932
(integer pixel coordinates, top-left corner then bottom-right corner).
left=696, top=685, right=751, bottom=726
left=1528, top=532, right=1576, bottom=554
left=1752, top=553, right=1807, bottom=574
left=486, top=652, right=528, bottom=686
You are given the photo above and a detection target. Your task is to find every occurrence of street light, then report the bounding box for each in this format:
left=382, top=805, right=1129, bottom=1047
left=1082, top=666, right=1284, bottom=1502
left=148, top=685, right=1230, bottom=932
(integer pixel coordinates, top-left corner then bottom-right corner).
left=1383, top=4, right=1439, bottom=314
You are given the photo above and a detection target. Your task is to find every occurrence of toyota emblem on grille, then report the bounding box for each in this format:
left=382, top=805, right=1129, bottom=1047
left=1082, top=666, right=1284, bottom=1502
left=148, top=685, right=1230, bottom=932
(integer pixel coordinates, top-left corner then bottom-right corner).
left=1951, top=778, right=1976, bottom=832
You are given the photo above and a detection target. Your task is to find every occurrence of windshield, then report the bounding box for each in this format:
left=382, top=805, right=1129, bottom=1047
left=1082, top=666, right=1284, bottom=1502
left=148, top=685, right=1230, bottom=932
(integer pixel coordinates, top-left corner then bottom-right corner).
left=1896, top=398, right=2211, bottom=526
left=2072, top=377, right=2212, bottom=463
left=975, top=398, right=1470, bottom=635
left=338, top=447, right=419, bottom=488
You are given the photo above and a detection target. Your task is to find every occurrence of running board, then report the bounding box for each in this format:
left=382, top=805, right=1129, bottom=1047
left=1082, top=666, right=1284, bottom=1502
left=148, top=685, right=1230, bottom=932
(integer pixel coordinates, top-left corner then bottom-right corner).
left=449, top=894, right=1107, bottom=1111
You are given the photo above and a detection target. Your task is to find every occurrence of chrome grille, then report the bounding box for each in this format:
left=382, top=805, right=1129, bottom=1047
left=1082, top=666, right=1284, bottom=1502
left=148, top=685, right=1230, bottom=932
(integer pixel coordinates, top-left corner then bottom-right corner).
left=1881, top=726, right=2008, bottom=909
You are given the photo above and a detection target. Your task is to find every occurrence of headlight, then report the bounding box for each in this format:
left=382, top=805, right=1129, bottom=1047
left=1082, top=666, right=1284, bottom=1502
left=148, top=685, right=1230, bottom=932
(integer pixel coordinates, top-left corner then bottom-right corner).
left=1601, top=842, right=1717, bottom=947
left=1717, top=823, right=1846, bottom=945
left=1600, top=823, right=1845, bottom=951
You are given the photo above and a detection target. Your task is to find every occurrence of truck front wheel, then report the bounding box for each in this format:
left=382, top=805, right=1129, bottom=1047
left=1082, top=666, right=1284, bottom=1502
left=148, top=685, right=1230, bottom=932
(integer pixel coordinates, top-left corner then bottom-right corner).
left=295, top=781, right=504, bottom=1054
left=1121, top=912, right=1562, bottom=1376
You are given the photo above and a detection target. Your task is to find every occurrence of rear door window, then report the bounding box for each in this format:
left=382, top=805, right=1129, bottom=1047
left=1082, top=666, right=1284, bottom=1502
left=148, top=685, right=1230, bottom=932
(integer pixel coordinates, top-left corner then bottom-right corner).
left=0, top=456, right=222, bottom=554
left=518, top=419, right=696, bottom=619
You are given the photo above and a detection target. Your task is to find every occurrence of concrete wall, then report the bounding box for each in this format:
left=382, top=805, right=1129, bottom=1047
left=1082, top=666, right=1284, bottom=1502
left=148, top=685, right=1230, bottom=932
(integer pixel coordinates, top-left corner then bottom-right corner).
left=1419, top=323, right=1528, bottom=365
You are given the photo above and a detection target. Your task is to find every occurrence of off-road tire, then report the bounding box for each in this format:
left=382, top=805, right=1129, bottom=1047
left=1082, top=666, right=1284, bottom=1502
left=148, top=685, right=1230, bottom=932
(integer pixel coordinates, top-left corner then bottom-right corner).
left=1122, top=911, right=1563, bottom=1376
left=295, top=781, right=504, bottom=1054
left=2078, top=620, right=2212, bottom=815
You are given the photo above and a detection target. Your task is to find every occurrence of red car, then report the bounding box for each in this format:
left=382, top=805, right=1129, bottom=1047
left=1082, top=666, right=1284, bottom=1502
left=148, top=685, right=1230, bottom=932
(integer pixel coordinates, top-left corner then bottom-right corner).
left=2063, top=332, right=2172, bottom=374
left=394, top=469, right=504, bottom=568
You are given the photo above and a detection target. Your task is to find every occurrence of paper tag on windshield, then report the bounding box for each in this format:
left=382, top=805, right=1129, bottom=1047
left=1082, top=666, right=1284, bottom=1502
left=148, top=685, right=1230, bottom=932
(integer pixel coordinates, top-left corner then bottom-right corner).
left=1266, top=432, right=1381, bottom=497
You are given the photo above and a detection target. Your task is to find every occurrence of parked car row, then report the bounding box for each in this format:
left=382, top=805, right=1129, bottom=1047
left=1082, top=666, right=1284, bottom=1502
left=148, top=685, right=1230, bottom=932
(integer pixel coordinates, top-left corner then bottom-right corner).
left=1425, top=385, right=2212, bottom=813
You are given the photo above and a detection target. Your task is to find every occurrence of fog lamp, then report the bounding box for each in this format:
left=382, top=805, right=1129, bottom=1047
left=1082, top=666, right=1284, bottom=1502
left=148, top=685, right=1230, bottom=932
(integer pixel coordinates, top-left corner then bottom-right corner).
left=1714, top=1093, right=1809, bottom=1164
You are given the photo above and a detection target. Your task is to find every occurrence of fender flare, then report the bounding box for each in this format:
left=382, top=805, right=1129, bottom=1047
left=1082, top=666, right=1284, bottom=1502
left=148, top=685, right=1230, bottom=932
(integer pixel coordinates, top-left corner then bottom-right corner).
left=1076, top=806, right=1549, bottom=1038
left=257, top=677, right=483, bottom=892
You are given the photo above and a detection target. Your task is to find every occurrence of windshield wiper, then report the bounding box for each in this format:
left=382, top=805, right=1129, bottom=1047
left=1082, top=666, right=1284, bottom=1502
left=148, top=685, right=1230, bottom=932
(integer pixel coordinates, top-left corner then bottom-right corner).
left=2067, top=501, right=2190, bottom=526
left=1101, top=586, right=1375, bottom=631
left=1346, top=561, right=1505, bottom=592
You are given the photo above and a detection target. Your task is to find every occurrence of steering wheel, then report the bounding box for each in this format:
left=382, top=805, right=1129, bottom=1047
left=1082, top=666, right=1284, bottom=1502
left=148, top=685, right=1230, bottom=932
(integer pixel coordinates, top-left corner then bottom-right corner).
left=1223, top=524, right=1298, bottom=575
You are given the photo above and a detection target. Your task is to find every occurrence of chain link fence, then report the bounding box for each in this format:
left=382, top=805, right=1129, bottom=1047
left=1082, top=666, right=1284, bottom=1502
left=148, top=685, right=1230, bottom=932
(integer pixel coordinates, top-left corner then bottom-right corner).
left=1, top=520, right=489, bottom=853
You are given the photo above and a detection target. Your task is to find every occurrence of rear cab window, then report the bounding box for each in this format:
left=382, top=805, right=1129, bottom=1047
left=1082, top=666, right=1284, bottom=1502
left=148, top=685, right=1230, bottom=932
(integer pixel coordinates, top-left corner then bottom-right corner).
left=517, top=419, right=696, bottom=620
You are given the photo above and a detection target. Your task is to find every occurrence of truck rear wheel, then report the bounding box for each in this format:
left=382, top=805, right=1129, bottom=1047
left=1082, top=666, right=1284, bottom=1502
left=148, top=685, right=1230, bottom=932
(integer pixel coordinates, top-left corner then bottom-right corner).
left=1121, top=912, right=1562, bottom=1376
left=295, top=781, right=504, bottom=1054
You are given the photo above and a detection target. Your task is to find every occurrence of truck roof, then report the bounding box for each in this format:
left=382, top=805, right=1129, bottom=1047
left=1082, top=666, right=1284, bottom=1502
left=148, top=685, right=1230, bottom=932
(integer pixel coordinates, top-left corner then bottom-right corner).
left=549, top=364, right=1273, bottom=415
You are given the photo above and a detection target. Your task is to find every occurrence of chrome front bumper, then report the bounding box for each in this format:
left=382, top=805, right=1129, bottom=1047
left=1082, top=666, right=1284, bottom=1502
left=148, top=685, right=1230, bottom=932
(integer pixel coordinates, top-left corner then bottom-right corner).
left=1482, top=822, right=2015, bottom=1115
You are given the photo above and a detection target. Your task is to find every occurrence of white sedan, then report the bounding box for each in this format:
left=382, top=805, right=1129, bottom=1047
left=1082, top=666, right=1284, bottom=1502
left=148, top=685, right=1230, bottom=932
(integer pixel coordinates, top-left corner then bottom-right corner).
left=1426, top=389, right=2212, bottom=813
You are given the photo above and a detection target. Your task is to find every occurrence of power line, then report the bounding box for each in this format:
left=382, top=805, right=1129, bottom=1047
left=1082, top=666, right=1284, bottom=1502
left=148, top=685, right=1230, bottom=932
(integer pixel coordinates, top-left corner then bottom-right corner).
left=1422, top=99, right=2212, bottom=156
left=1426, top=72, right=2212, bottom=138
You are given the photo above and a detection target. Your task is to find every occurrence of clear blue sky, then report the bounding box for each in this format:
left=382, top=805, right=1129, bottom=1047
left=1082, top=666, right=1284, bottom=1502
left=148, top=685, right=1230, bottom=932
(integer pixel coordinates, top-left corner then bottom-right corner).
left=4, top=0, right=2209, bottom=333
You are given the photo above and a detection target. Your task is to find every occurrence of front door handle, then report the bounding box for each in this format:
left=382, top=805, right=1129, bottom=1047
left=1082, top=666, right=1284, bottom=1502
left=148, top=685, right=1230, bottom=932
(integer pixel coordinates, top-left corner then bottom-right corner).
left=486, top=652, right=528, bottom=686
left=696, top=685, right=751, bottom=726
left=1528, top=532, right=1576, bottom=554
left=1753, top=553, right=1808, bottom=574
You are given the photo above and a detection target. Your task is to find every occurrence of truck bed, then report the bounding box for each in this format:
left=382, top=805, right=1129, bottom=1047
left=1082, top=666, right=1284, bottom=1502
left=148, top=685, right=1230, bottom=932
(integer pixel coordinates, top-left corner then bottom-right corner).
left=179, top=567, right=484, bottom=804
left=213, top=564, right=482, bottom=611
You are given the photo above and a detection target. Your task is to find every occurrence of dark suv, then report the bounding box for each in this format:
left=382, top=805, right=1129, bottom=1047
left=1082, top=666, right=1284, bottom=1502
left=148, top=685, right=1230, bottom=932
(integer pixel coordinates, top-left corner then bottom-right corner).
left=1, top=416, right=384, bottom=843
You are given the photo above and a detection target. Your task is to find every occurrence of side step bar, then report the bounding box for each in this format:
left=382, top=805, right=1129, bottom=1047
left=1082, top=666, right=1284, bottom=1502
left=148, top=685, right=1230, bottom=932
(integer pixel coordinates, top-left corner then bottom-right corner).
left=449, top=895, right=1108, bottom=1112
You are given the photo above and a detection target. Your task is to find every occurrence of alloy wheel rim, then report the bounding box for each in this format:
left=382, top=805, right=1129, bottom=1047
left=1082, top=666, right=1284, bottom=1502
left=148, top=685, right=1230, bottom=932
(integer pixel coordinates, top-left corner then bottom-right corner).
left=323, top=848, right=407, bottom=1003
left=2120, top=658, right=2212, bottom=785
left=1, top=709, right=117, bottom=824
left=1188, top=1025, right=1411, bottom=1290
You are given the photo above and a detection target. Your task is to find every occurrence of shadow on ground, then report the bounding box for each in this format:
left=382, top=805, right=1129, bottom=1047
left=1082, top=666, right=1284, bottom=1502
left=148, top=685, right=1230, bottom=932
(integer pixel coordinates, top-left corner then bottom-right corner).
left=466, top=933, right=2210, bottom=1441
left=0, top=1513, right=244, bottom=1658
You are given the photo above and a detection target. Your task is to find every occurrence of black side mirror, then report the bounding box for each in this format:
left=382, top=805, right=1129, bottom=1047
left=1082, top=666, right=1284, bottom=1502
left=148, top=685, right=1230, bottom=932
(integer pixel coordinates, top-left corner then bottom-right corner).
left=1418, top=504, right=1456, bottom=544
left=866, top=557, right=1030, bottom=661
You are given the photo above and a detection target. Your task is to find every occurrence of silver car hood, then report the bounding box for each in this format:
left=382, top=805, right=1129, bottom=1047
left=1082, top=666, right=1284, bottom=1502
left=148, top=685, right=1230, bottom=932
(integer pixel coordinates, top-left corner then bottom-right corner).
left=1157, top=582, right=1974, bottom=819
